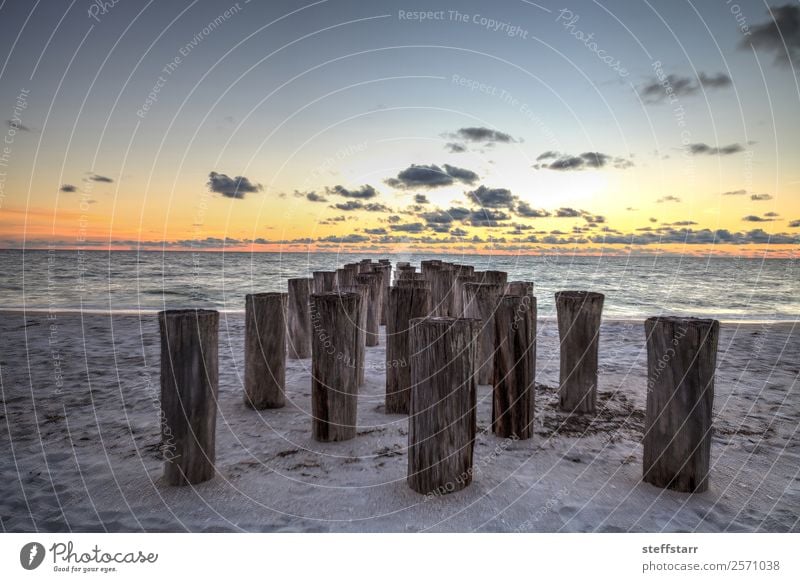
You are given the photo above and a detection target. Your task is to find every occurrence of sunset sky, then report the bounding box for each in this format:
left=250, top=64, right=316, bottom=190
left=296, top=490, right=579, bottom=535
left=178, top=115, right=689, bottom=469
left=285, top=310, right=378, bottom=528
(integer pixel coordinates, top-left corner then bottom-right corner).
left=0, top=0, right=798, bottom=256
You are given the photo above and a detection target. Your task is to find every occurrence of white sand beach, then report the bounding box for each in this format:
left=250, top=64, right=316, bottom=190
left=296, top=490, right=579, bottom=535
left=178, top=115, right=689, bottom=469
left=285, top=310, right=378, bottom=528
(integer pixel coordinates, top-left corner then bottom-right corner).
left=1, top=311, right=798, bottom=532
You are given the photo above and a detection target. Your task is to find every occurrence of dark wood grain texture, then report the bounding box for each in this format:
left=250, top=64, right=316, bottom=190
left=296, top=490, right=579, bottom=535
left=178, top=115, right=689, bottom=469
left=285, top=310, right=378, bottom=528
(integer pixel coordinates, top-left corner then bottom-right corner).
left=643, top=316, right=719, bottom=493
left=311, top=292, right=361, bottom=442
left=463, top=282, right=505, bottom=384
left=287, top=278, right=312, bottom=359
left=244, top=292, right=287, bottom=409
left=385, top=285, right=430, bottom=414
left=555, top=290, right=604, bottom=413
left=159, top=308, right=219, bottom=486
left=407, top=317, right=478, bottom=495
left=493, top=295, right=537, bottom=439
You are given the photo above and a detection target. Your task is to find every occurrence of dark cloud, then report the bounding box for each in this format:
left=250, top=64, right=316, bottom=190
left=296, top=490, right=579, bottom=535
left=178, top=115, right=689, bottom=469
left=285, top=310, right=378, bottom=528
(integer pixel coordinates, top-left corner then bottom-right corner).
left=451, top=127, right=516, bottom=143
left=740, top=4, right=800, bottom=67
left=414, top=194, right=429, bottom=204
left=331, top=200, right=390, bottom=213
left=450, top=228, right=468, bottom=237
left=443, top=164, right=479, bottom=184
left=555, top=207, right=581, bottom=217
left=789, top=220, right=800, bottom=228
left=333, top=200, right=364, bottom=211
left=593, top=228, right=797, bottom=245
left=444, top=142, right=467, bottom=153
left=583, top=214, right=606, bottom=224
left=468, top=208, right=511, bottom=227
left=328, top=184, right=377, bottom=199
left=364, top=228, right=387, bottom=235
left=764, top=211, right=780, bottom=217
left=750, top=193, right=773, bottom=201
left=59, top=184, right=77, bottom=193
left=640, top=72, right=732, bottom=102
left=320, top=234, right=370, bottom=244
left=363, top=202, right=391, bottom=212
left=722, top=189, right=747, bottom=196
left=419, top=207, right=471, bottom=227
left=390, top=222, right=425, bottom=233
left=89, top=174, right=114, bottom=183
left=306, top=191, right=327, bottom=202
left=742, top=214, right=776, bottom=222
left=515, top=201, right=551, bottom=218
left=533, top=151, right=633, bottom=171
left=688, top=143, right=745, bottom=155
left=467, top=185, right=515, bottom=209
left=385, top=163, right=478, bottom=189
left=657, top=195, right=682, bottom=203
left=206, top=171, right=261, bottom=199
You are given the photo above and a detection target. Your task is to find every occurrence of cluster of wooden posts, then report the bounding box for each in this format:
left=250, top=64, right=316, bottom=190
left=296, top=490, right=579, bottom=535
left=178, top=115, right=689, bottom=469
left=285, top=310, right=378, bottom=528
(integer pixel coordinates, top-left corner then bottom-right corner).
left=158, top=258, right=719, bottom=496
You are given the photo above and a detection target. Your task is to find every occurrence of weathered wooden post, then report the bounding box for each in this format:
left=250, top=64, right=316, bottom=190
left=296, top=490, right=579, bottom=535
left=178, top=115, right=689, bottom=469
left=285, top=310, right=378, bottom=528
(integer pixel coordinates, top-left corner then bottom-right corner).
left=287, top=278, right=312, bottom=359
left=336, top=267, right=354, bottom=288
left=385, top=284, right=430, bottom=414
left=463, top=282, right=505, bottom=384
left=358, top=259, right=374, bottom=273
left=493, top=295, right=537, bottom=439
left=159, top=308, right=219, bottom=486
left=396, top=265, right=416, bottom=281
left=337, top=284, right=368, bottom=386
left=421, top=260, right=441, bottom=283
left=506, top=281, right=534, bottom=296
left=555, top=291, right=604, bottom=413
left=481, top=270, right=508, bottom=286
left=431, top=264, right=456, bottom=317
left=643, top=316, right=719, bottom=493
left=354, top=272, right=383, bottom=346
left=453, top=273, right=476, bottom=317
left=312, top=271, right=336, bottom=294
left=407, top=317, right=478, bottom=495
left=310, top=292, right=361, bottom=442
left=244, top=292, right=287, bottom=409
left=372, top=263, right=392, bottom=326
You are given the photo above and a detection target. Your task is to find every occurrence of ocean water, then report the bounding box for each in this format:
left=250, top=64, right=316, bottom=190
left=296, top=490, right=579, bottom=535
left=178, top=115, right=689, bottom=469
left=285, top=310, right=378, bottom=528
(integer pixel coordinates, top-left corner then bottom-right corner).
left=0, top=250, right=797, bottom=322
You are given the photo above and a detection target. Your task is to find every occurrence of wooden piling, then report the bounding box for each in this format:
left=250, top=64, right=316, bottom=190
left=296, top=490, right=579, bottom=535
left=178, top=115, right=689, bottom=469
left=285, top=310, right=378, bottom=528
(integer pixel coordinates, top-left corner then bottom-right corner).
left=354, top=272, right=383, bottom=347
left=453, top=274, right=476, bottom=317
left=287, top=278, right=312, bottom=359
left=481, top=270, right=508, bottom=286
left=493, top=295, right=537, bottom=439
left=506, top=281, right=534, bottom=296
left=463, top=282, right=505, bottom=384
left=312, top=271, right=336, bottom=294
left=555, top=291, right=604, bottom=413
left=159, top=308, right=219, bottom=486
left=337, top=284, right=368, bottom=386
left=244, top=292, right=287, bottom=409
left=643, top=316, right=719, bottom=493
left=336, top=268, right=354, bottom=288
left=372, top=263, right=392, bottom=326
left=430, top=264, right=457, bottom=317
left=385, top=285, right=430, bottom=414
left=407, top=317, right=478, bottom=495
left=310, top=292, right=361, bottom=442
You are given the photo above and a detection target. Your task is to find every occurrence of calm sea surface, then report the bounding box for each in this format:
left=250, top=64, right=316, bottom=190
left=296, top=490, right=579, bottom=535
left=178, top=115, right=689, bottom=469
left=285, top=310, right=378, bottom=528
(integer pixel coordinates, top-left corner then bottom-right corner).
left=0, top=250, right=797, bottom=322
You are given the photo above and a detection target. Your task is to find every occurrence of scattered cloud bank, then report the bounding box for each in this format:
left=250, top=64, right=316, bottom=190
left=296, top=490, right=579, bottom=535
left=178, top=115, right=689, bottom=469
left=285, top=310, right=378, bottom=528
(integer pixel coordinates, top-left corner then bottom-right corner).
left=533, top=151, right=633, bottom=170
left=740, top=4, right=800, bottom=67
left=385, top=163, right=479, bottom=188
left=640, top=72, right=732, bottom=103
left=207, top=171, right=261, bottom=199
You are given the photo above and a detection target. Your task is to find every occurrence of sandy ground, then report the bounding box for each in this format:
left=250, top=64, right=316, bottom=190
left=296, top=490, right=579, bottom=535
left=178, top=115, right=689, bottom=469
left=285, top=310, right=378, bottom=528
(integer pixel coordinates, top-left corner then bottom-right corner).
left=1, top=311, right=798, bottom=532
